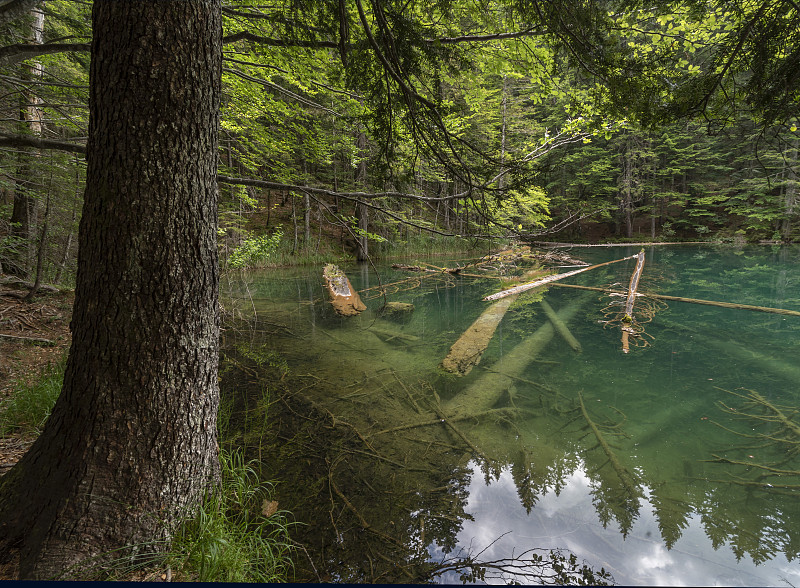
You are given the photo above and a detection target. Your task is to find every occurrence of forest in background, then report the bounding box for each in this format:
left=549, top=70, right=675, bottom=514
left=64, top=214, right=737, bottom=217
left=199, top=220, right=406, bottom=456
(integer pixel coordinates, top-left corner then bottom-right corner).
left=0, top=0, right=798, bottom=286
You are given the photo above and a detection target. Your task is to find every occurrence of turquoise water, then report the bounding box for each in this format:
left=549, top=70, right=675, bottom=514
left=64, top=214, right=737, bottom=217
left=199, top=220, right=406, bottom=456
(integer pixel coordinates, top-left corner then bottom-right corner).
left=220, top=245, right=800, bottom=585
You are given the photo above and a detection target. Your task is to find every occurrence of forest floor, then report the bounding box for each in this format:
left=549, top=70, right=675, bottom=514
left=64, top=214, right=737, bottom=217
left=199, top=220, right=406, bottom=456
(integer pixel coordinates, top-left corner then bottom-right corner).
left=0, top=281, right=73, bottom=475
left=0, top=279, right=72, bottom=580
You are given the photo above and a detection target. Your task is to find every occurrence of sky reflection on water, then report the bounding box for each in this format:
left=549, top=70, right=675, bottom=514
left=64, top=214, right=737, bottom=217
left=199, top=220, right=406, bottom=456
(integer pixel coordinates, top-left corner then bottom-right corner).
left=430, top=461, right=800, bottom=586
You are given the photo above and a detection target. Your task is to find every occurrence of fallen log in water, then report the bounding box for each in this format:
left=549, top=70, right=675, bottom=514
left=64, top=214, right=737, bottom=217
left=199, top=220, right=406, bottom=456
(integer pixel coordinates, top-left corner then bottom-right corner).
left=444, top=296, right=586, bottom=419
left=441, top=294, right=518, bottom=375
left=483, top=255, right=637, bottom=301
left=323, top=263, right=367, bottom=316
left=551, top=283, right=800, bottom=317
left=540, top=300, right=581, bottom=352
left=621, top=249, right=646, bottom=353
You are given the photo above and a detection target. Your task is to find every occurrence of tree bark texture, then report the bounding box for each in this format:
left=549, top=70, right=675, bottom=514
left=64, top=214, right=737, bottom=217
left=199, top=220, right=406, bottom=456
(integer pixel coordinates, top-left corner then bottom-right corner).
left=0, top=1, right=222, bottom=579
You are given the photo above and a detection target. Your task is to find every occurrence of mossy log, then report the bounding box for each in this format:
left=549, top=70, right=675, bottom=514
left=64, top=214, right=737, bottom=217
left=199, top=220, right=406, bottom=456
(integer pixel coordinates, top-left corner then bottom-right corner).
left=444, top=296, right=586, bottom=419
left=323, top=263, right=366, bottom=316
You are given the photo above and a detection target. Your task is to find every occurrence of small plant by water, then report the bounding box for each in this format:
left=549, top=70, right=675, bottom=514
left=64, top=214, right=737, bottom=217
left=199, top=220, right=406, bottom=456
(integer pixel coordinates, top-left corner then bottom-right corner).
left=0, top=355, right=64, bottom=436
left=164, top=449, right=295, bottom=582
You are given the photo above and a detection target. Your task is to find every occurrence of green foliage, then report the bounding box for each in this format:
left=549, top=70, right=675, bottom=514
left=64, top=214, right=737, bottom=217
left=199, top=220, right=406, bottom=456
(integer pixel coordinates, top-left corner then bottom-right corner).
left=227, top=228, right=284, bottom=269
left=165, top=449, right=296, bottom=583
left=491, top=187, right=551, bottom=232
left=0, top=355, right=65, bottom=436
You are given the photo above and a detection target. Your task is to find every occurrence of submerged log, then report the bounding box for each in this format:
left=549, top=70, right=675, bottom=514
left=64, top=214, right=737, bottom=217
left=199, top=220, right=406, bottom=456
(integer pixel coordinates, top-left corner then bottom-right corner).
left=441, top=294, right=518, bottom=375
left=323, top=263, right=367, bottom=316
left=444, top=296, right=586, bottom=419
left=540, top=300, right=581, bottom=352
left=377, top=301, right=414, bottom=322
left=369, top=326, right=419, bottom=343
left=578, top=392, right=641, bottom=498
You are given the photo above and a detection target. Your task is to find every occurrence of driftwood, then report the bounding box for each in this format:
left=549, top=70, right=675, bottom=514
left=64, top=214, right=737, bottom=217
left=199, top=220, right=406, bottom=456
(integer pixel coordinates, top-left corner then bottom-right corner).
left=323, top=263, right=366, bottom=316
left=540, top=300, right=581, bottom=352
left=551, top=283, right=800, bottom=318
left=483, top=255, right=637, bottom=301
left=442, top=269, right=549, bottom=375
left=444, top=296, right=586, bottom=419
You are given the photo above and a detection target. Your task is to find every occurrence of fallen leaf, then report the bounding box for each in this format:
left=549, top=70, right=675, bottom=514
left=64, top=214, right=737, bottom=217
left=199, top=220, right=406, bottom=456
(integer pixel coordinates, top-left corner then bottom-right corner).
left=262, top=499, right=278, bottom=517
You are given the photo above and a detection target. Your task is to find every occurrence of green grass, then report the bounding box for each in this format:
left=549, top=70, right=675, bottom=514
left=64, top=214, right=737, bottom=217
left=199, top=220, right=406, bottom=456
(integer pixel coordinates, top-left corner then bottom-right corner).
left=0, top=355, right=65, bottom=436
left=164, top=449, right=296, bottom=582
left=375, top=232, right=494, bottom=259
left=78, top=449, right=296, bottom=582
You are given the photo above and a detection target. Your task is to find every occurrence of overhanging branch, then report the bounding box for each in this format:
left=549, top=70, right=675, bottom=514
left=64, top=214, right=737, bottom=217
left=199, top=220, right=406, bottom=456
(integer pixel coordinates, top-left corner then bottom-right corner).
left=0, top=42, right=90, bottom=66
left=217, top=174, right=469, bottom=202
left=0, top=133, right=86, bottom=154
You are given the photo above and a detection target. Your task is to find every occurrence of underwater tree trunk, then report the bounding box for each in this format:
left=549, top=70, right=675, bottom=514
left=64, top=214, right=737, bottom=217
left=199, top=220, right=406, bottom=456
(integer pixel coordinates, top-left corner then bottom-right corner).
left=441, top=294, right=518, bottom=376
left=0, top=1, right=222, bottom=579
left=445, top=297, right=585, bottom=419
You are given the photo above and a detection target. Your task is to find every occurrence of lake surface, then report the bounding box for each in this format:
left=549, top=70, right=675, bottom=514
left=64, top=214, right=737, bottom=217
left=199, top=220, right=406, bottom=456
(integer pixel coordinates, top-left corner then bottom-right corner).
left=220, top=245, right=800, bottom=585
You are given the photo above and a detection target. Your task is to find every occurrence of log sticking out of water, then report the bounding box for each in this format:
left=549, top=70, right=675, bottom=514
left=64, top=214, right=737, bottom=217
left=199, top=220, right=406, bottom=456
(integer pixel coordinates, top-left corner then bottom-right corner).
left=551, top=283, right=800, bottom=318
left=621, top=249, right=645, bottom=354
left=444, top=296, right=586, bottom=419
left=483, top=255, right=637, bottom=301
left=323, top=263, right=367, bottom=316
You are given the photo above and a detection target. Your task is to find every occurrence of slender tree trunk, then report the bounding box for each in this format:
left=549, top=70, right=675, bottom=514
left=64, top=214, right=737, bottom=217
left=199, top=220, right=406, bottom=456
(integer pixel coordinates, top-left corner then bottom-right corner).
left=53, top=157, right=81, bottom=285
left=8, top=1, right=44, bottom=277
left=0, top=1, right=222, bottom=579
left=781, top=129, right=798, bottom=241
left=355, top=130, right=368, bottom=261
left=22, top=190, right=49, bottom=301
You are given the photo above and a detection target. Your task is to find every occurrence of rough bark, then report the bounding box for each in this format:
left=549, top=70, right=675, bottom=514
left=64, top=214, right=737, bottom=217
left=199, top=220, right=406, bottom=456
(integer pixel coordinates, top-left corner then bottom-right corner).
left=0, top=1, right=222, bottom=579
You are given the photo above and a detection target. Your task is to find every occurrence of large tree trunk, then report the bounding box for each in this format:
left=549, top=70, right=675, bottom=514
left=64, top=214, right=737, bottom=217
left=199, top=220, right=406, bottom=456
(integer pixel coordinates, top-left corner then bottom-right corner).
left=0, top=1, right=222, bottom=580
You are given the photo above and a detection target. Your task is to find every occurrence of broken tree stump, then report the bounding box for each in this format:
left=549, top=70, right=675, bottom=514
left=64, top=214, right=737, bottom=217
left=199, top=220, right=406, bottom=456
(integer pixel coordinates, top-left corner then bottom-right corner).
left=323, top=263, right=367, bottom=316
